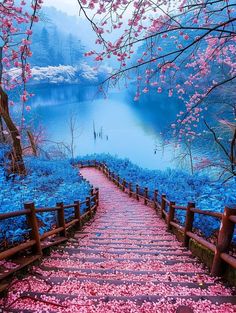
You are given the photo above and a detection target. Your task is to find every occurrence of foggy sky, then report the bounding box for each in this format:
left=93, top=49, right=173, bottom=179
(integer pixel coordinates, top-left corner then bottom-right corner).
left=43, top=0, right=80, bottom=16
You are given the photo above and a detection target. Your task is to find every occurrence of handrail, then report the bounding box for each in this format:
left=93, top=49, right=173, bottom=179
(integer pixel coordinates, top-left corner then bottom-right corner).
left=0, top=186, right=99, bottom=279
left=0, top=240, right=36, bottom=261
left=40, top=227, right=65, bottom=240
left=229, top=215, right=236, bottom=223
left=173, top=205, right=186, bottom=211
left=190, top=208, right=222, bottom=219
left=78, top=160, right=236, bottom=277
left=63, top=204, right=76, bottom=209
left=0, top=209, right=31, bottom=220
left=35, top=207, right=61, bottom=213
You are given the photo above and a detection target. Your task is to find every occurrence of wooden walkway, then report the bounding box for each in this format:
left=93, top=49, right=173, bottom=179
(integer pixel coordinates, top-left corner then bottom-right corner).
left=0, top=168, right=235, bottom=312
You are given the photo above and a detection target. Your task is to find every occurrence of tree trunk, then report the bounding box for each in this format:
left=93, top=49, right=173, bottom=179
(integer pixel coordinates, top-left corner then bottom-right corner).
left=231, top=129, right=236, bottom=176
left=0, top=86, right=26, bottom=175
left=0, top=116, right=6, bottom=143
left=27, top=130, right=38, bottom=156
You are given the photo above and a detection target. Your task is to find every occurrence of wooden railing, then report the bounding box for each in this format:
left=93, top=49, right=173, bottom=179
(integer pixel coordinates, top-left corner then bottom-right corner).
left=78, top=160, right=236, bottom=277
left=0, top=187, right=99, bottom=283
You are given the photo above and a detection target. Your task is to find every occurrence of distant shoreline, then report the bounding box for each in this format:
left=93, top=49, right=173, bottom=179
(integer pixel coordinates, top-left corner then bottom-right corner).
left=27, top=81, right=100, bottom=88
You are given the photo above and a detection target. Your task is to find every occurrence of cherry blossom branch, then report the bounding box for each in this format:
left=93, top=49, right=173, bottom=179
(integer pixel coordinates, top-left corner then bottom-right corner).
left=204, top=119, right=231, bottom=161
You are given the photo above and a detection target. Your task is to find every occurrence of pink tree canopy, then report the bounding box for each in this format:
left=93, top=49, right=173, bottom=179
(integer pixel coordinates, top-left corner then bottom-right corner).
left=0, top=0, right=43, bottom=174
left=78, top=0, right=236, bottom=140
left=0, top=0, right=43, bottom=111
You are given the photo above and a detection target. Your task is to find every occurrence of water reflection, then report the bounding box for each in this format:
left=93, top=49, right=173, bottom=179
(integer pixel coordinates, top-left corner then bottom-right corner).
left=28, top=84, right=181, bottom=169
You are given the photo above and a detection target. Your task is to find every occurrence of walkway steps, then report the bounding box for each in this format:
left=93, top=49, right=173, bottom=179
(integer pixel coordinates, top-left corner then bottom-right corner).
left=43, top=276, right=216, bottom=289
left=39, top=266, right=208, bottom=278
left=14, top=291, right=236, bottom=305
left=62, top=247, right=192, bottom=257
left=68, top=243, right=190, bottom=252
left=71, top=240, right=184, bottom=247
left=0, top=167, right=235, bottom=312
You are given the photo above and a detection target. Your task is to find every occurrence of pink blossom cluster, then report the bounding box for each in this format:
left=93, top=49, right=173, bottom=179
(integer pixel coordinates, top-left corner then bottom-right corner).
left=0, top=0, right=43, bottom=107
left=80, top=0, right=236, bottom=141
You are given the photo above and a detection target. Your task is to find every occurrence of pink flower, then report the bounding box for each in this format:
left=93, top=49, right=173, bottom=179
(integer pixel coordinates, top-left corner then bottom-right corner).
left=168, top=89, right=173, bottom=97
left=26, top=29, right=33, bottom=35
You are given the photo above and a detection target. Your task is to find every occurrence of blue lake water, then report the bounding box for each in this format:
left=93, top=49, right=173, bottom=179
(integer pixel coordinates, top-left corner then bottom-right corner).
left=28, top=84, right=184, bottom=170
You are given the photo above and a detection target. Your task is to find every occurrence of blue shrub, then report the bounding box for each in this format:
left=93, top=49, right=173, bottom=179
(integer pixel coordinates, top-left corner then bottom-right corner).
left=74, top=153, right=236, bottom=239
left=0, top=156, right=91, bottom=246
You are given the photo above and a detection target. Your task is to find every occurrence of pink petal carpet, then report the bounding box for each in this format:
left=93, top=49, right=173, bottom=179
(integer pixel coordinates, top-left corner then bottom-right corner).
left=0, top=168, right=235, bottom=312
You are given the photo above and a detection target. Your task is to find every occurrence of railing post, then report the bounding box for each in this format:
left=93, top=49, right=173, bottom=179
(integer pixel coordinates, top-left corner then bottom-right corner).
left=167, top=201, right=176, bottom=230
left=129, top=183, right=132, bottom=197
left=86, top=196, right=92, bottom=218
left=95, top=188, right=99, bottom=207
left=25, top=202, right=42, bottom=255
left=74, top=200, right=82, bottom=229
left=183, top=202, right=195, bottom=247
left=90, top=188, right=94, bottom=197
left=136, top=185, right=140, bottom=201
left=56, top=202, right=66, bottom=237
left=144, top=187, right=148, bottom=205
left=161, top=194, right=166, bottom=218
left=211, top=205, right=236, bottom=276
left=117, top=175, right=120, bottom=187
left=154, top=189, right=158, bottom=210
left=122, top=179, right=126, bottom=192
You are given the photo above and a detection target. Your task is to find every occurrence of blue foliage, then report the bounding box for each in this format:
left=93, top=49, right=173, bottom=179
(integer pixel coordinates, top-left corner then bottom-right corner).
left=74, top=154, right=236, bottom=238
left=0, top=157, right=91, bottom=245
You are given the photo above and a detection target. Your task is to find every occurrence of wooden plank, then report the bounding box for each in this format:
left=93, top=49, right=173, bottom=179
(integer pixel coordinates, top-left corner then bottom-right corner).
left=49, top=255, right=197, bottom=264
left=0, top=240, right=36, bottom=261
left=41, top=237, right=67, bottom=250
left=45, top=276, right=214, bottom=289
left=229, top=215, right=236, bottom=223
left=65, top=219, right=78, bottom=229
left=40, top=227, right=64, bottom=240
left=170, top=221, right=184, bottom=232
left=0, top=255, right=40, bottom=281
left=20, top=291, right=236, bottom=305
left=190, top=208, right=222, bottom=219
left=0, top=209, right=30, bottom=220
left=68, top=243, right=188, bottom=251
left=221, top=252, right=236, bottom=269
left=40, top=265, right=206, bottom=276
left=186, top=232, right=215, bottom=252
left=0, top=282, right=9, bottom=293
left=63, top=247, right=191, bottom=257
